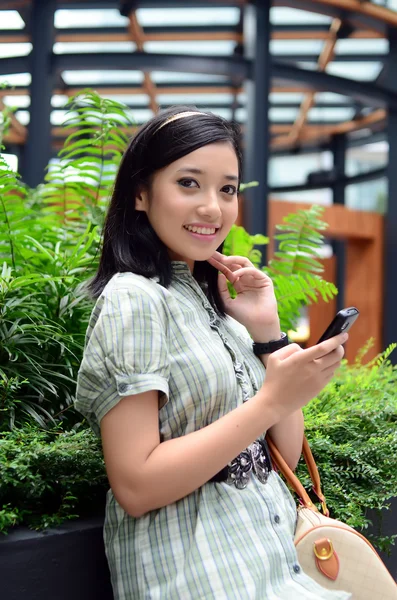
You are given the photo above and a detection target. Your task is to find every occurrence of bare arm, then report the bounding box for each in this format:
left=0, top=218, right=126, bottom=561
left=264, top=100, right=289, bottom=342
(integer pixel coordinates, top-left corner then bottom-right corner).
left=266, top=410, right=304, bottom=471
left=101, top=333, right=346, bottom=518
left=101, top=386, right=281, bottom=518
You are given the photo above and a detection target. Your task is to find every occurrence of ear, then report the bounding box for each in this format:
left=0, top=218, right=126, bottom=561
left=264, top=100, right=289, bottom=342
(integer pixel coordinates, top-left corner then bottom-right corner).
left=135, top=188, right=149, bottom=212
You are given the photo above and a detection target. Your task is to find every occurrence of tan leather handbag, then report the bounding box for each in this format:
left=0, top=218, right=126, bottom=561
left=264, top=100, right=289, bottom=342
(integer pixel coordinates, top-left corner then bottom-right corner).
left=267, top=436, right=397, bottom=599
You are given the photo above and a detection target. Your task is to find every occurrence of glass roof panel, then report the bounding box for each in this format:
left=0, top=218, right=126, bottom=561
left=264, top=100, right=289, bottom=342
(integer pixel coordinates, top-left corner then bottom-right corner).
left=54, top=42, right=136, bottom=54
left=233, top=107, right=244, bottom=122
left=52, top=95, right=69, bottom=108
left=157, top=93, right=234, bottom=105
left=270, top=40, right=323, bottom=56
left=0, top=73, right=31, bottom=86
left=14, top=110, right=29, bottom=125
left=100, top=94, right=150, bottom=105
left=50, top=108, right=153, bottom=125
left=269, top=107, right=300, bottom=122
left=296, top=62, right=319, bottom=71
left=315, top=92, right=352, bottom=104
left=0, top=43, right=32, bottom=58
left=270, top=7, right=332, bottom=24
left=51, top=93, right=151, bottom=107
left=151, top=72, right=229, bottom=84
left=0, top=11, right=25, bottom=29
left=61, top=70, right=144, bottom=85
left=269, top=92, right=306, bottom=104
left=136, top=7, right=240, bottom=26
left=1, top=153, right=18, bottom=171
left=335, top=39, right=389, bottom=55
left=371, top=0, right=397, bottom=8
left=55, top=9, right=128, bottom=29
left=3, top=95, right=30, bottom=108
left=207, top=107, right=233, bottom=120
left=308, top=107, right=355, bottom=122
left=143, top=41, right=236, bottom=55
left=326, top=62, right=383, bottom=81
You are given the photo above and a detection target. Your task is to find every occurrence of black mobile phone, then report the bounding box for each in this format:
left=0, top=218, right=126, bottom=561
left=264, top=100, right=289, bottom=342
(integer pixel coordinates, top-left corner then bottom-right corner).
left=317, top=307, right=360, bottom=344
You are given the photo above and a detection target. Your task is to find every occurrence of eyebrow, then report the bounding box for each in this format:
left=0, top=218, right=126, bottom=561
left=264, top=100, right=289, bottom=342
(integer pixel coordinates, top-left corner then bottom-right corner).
left=176, top=167, right=239, bottom=182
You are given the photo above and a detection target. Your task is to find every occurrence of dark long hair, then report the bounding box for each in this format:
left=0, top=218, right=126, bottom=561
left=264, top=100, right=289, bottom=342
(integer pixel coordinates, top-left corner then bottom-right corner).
left=89, top=105, right=243, bottom=317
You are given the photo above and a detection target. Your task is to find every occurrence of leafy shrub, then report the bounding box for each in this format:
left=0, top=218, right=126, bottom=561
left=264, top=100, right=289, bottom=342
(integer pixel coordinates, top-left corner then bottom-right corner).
left=0, top=91, right=132, bottom=430
left=0, top=424, right=106, bottom=532
left=298, top=340, right=397, bottom=553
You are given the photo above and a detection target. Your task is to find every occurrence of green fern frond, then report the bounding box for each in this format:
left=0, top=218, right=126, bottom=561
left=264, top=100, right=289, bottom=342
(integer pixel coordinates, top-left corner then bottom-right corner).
left=377, top=343, right=397, bottom=365
left=272, top=272, right=337, bottom=331
left=223, top=224, right=268, bottom=268
left=40, top=89, right=134, bottom=227
left=265, top=205, right=337, bottom=331
left=268, top=204, right=327, bottom=277
left=354, top=338, right=375, bottom=366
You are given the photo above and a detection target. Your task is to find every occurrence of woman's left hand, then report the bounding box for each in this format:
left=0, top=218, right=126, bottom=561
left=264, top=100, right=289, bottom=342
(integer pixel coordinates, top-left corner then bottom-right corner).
left=207, top=251, right=280, bottom=338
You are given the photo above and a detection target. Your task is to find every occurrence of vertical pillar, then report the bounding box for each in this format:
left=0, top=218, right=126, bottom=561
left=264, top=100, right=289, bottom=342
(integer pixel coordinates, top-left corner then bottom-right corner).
left=23, top=0, right=56, bottom=187
left=243, top=0, right=271, bottom=262
left=384, top=33, right=397, bottom=359
left=332, top=133, right=347, bottom=311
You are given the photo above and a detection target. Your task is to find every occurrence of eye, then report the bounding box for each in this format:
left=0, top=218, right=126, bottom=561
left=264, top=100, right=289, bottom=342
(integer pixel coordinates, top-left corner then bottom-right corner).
left=222, top=184, right=238, bottom=196
left=177, top=178, right=199, bottom=189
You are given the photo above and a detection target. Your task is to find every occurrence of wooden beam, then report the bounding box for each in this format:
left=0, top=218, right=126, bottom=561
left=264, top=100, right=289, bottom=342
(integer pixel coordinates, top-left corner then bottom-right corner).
left=0, top=29, right=384, bottom=45
left=0, top=34, right=31, bottom=43
left=285, top=18, right=342, bottom=146
left=0, top=98, right=27, bottom=141
left=2, top=129, right=25, bottom=144
left=0, top=85, right=309, bottom=99
left=316, top=0, right=397, bottom=28
left=54, top=31, right=244, bottom=44
left=128, top=11, right=158, bottom=114
left=272, top=29, right=383, bottom=40
left=272, top=108, right=386, bottom=149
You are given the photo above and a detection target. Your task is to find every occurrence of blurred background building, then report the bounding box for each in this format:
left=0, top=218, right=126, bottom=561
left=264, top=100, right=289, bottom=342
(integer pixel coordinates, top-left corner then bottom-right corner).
left=1, top=0, right=397, bottom=360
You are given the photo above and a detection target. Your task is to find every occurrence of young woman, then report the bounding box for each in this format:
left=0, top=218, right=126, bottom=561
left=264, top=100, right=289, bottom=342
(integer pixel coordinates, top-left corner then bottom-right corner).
left=75, top=106, right=350, bottom=600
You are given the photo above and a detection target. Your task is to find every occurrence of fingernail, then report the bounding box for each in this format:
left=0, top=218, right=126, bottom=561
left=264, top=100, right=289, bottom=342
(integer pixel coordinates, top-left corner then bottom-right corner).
left=342, top=332, right=349, bottom=341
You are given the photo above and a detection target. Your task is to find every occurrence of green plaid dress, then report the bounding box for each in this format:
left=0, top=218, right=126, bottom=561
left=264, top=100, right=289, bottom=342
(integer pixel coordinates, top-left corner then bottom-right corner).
left=75, top=262, right=351, bottom=600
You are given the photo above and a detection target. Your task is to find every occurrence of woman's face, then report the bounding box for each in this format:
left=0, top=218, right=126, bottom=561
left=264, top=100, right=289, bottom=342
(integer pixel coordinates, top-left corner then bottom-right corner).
left=135, top=142, right=239, bottom=270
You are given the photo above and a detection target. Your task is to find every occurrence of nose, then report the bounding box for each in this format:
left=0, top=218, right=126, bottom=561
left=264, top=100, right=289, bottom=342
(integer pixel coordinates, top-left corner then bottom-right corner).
left=197, top=192, right=222, bottom=220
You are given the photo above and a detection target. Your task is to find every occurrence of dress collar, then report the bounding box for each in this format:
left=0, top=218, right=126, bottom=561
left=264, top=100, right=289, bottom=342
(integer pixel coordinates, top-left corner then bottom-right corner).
left=171, top=261, right=193, bottom=278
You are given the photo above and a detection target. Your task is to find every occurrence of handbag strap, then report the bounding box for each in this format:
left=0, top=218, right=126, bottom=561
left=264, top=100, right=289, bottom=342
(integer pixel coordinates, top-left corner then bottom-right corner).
left=267, top=435, right=330, bottom=516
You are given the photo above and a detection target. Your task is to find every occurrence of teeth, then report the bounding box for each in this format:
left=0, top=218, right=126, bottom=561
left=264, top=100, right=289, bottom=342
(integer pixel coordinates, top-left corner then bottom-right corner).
left=185, top=225, right=216, bottom=235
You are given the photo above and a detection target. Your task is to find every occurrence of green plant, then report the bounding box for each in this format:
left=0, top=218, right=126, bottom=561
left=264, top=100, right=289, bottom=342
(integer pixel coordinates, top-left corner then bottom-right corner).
left=297, top=339, right=397, bottom=553
left=0, top=90, right=134, bottom=430
left=0, top=424, right=106, bottom=533
left=266, top=204, right=337, bottom=332
left=223, top=205, right=338, bottom=332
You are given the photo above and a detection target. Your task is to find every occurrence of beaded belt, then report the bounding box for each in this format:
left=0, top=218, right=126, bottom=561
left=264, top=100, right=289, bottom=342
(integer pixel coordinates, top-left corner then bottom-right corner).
left=209, top=438, right=273, bottom=489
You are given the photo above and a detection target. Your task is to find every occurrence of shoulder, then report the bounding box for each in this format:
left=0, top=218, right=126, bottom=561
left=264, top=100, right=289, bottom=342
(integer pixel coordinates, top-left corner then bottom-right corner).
left=102, top=272, right=170, bottom=316
left=104, top=271, right=167, bottom=298
left=86, top=273, right=170, bottom=339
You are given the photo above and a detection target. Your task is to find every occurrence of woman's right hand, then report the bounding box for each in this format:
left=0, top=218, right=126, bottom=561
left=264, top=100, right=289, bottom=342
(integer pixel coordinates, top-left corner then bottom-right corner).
left=261, top=332, right=348, bottom=419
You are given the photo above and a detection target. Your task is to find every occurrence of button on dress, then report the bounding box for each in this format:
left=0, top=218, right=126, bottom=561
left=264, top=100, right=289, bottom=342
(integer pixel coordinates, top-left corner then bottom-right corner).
left=75, top=262, right=351, bottom=600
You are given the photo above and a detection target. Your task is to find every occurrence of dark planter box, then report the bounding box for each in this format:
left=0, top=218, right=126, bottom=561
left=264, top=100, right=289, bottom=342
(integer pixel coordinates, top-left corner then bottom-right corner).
left=0, top=516, right=114, bottom=600
left=367, top=496, right=397, bottom=581
left=1, top=501, right=395, bottom=599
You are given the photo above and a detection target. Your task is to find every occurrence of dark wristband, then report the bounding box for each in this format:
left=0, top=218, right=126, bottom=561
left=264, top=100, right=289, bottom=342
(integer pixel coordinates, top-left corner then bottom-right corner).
left=252, top=332, right=289, bottom=356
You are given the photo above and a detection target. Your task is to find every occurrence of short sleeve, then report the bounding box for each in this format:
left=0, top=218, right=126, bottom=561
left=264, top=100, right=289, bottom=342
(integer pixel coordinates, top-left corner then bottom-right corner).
left=75, top=279, right=170, bottom=435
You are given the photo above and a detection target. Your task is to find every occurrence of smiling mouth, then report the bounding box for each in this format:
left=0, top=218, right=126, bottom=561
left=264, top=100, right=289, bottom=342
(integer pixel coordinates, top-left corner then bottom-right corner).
left=183, top=225, right=219, bottom=235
